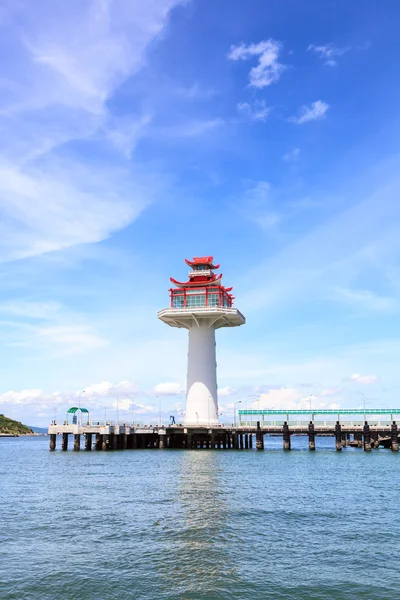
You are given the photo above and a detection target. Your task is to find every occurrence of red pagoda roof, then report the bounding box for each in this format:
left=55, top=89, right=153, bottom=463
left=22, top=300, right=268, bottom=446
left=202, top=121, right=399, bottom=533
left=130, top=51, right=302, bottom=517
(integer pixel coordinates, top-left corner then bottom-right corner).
left=185, top=256, right=220, bottom=269
left=170, top=273, right=223, bottom=288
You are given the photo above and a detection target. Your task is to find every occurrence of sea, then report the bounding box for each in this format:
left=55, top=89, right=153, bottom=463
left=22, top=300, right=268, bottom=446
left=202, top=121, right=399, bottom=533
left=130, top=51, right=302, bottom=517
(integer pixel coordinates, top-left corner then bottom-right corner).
left=1, top=435, right=399, bottom=600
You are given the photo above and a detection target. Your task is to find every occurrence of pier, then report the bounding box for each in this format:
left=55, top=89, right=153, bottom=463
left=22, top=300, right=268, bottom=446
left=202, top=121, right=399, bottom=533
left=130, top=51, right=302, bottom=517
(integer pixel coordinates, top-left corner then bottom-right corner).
left=48, top=408, right=400, bottom=452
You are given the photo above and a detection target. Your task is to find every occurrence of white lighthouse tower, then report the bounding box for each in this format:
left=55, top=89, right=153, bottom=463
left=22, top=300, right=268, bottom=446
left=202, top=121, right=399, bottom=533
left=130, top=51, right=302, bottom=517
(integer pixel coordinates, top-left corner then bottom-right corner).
left=158, top=257, right=245, bottom=427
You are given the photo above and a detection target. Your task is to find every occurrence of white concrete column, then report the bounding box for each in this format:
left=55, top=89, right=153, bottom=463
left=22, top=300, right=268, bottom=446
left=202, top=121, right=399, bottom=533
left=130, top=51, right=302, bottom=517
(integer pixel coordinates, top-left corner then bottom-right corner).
left=185, top=323, right=218, bottom=426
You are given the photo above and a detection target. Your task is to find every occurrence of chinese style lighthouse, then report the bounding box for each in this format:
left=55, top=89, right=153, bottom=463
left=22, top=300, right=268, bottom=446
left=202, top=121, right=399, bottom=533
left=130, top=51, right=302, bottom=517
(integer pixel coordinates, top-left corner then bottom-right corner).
left=158, top=257, right=245, bottom=427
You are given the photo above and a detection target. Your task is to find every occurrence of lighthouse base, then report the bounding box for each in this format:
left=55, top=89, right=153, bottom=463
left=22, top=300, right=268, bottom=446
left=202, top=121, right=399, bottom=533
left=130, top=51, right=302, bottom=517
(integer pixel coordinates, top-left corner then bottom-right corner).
left=185, top=324, right=219, bottom=427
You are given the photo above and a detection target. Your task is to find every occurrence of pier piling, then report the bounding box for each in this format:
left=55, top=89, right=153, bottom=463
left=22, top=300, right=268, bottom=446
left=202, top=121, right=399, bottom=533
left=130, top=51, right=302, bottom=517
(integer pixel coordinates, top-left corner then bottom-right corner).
left=363, top=422, right=371, bottom=452
left=308, top=421, right=315, bottom=451
left=283, top=422, right=291, bottom=451
left=391, top=421, right=399, bottom=451
left=49, top=434, right=56, bottom=451
left=74, top=434, right=80, bottom=451
left=256, top=421, right=264, bottom=450
left=85, top=433, right=92, bottom=451
left=335, top=422, right=342, bottom=451
left=95, top=434, right=102, bottom=451
left=62, top=433, right=68, bottom=451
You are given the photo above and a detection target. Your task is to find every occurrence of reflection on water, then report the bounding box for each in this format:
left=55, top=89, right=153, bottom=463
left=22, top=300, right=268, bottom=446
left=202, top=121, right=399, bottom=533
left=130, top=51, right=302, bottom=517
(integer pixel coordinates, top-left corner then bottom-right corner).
left=1, top=436, right=400, bottom=600
left=157, top=452, right=238, bottom=599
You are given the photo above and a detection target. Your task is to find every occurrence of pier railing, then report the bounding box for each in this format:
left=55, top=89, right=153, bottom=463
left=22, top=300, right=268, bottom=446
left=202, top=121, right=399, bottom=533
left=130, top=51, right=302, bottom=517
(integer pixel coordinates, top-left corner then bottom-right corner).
left=238, top=420, right=394, bottom=428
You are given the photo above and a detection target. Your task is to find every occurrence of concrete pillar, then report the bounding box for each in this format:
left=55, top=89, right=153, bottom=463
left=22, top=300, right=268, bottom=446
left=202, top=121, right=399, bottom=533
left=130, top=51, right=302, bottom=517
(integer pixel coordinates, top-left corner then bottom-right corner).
left=249, top=434, right=253, bottom=449
left=95, top=434, right=102, bottom=450
left=239, top=434, right=244, bottom=449
left=244, top=434, right=249, bottom=449
left=112, top=434, right=118, bottom=450
left=62, top=433, right=68, bottom=451
left=185, top=325, right=218, bottom=426
left=132, top=433, right=137, bottom=449
left=140, top=435, right=146, bottom=449
left=74, top=434, right=81, bottom=451
left=187, top=433, right=193, bottom=449
left=50, top=434, right=56, bottom=451
left=210, top=433, right=216, bottom=449
left=102, top=434, right=110, bottom=451
left=256, top=421, right=264, bottom=450
left=232, top=432, right=238, bottom=449
left=363, top=422, right=372, bottom=452
left=122, top=433, right=128, bottom=450
left=308, top=421, right=315, bottom=451
left=335, top=422, right=342, bottom=451
left=159, top=434, right=166, bottom=449
left=391, top=421, right=398, bottom=452
left=282, top=422, right=291, bottom=451
left=85, top=433, right=92, bottom=451
left=222, top=435, right=227, bottom=449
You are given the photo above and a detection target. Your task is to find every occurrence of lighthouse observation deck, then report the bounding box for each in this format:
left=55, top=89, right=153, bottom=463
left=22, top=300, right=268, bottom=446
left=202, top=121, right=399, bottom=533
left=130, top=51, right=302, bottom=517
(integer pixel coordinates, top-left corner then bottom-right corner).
left=157, top=306, right=245, bottom=329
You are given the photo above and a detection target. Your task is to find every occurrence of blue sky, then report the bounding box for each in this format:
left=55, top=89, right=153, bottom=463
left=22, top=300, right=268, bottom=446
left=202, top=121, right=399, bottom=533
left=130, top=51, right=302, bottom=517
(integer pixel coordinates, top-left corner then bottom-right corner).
left=1, top=0, right=400, bottom=426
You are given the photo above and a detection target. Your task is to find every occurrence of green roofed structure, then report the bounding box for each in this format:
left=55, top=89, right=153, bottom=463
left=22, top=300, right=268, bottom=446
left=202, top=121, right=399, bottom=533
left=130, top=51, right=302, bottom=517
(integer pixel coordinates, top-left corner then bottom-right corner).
left=66, top=407, right=89, bottom=425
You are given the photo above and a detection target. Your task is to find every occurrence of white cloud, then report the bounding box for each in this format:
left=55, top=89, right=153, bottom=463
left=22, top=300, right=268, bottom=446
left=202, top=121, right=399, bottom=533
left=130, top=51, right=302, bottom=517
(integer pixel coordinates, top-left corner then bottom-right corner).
left=82, top=380, right=138, bottom=399
left=289, top=100, right=329, bottom=124
left=283, top=148, right=300, bottom=162
left=228, top=39, right=285, bottom=88
left=308, top=43, right=350, bottom=66
left=154, top=382, right=183, bottom=395
left=350, top=373, right=379, bottom=384
left=254, top=388, right=313, bottom=410
left=218, top=386, right=236, bottom=397
left=0, top=388, right=63, bottom=406
left=237, top=100, right=270, bottom=121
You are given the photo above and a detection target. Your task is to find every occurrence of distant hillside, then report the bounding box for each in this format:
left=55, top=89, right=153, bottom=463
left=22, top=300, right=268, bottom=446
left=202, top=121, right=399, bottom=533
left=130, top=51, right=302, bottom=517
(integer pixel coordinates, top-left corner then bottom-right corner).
left=28, top=426, right=47, bottom=434
left=0, top=414, right=34, bottom=435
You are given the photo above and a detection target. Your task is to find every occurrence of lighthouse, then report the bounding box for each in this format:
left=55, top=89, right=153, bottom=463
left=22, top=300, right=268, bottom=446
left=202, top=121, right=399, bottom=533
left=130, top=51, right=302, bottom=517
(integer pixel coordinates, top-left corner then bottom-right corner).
left=158, top=257, right=245, bottom=427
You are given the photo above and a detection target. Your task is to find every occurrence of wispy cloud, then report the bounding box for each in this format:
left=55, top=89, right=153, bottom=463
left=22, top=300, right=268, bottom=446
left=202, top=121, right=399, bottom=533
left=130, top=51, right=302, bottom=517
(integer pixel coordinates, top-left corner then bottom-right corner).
left=308, top=43, right=351, bottom=66
left=243, top=181, right=282, bottom=231
left=0, top=0, right=186, bottom=263
left=237, top=100, right=270, bottom=121
left=0, top=299, right=107, bottom=354
left=282, top=148, right=300, bottom=162
left=228, top=39, right=285, bottom=88
left=331, top=287, right=398, bottom=313
left=289, top=100, right=329, bottom=124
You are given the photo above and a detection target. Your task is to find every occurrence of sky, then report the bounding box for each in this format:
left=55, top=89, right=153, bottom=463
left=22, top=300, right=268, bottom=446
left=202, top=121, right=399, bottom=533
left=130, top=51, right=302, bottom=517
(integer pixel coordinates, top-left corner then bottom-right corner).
left=1, top=0, right=400, bottom=426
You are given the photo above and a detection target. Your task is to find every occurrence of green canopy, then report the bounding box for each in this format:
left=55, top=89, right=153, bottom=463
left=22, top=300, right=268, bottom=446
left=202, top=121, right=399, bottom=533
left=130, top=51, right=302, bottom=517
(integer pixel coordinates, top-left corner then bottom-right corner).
left=67, top=407, right=89, bottom=414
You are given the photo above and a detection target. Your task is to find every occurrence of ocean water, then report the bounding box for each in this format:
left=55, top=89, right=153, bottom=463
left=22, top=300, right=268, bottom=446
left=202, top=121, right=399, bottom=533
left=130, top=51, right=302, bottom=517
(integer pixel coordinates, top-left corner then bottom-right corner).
left=1, top=435, right=399, bottom=600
